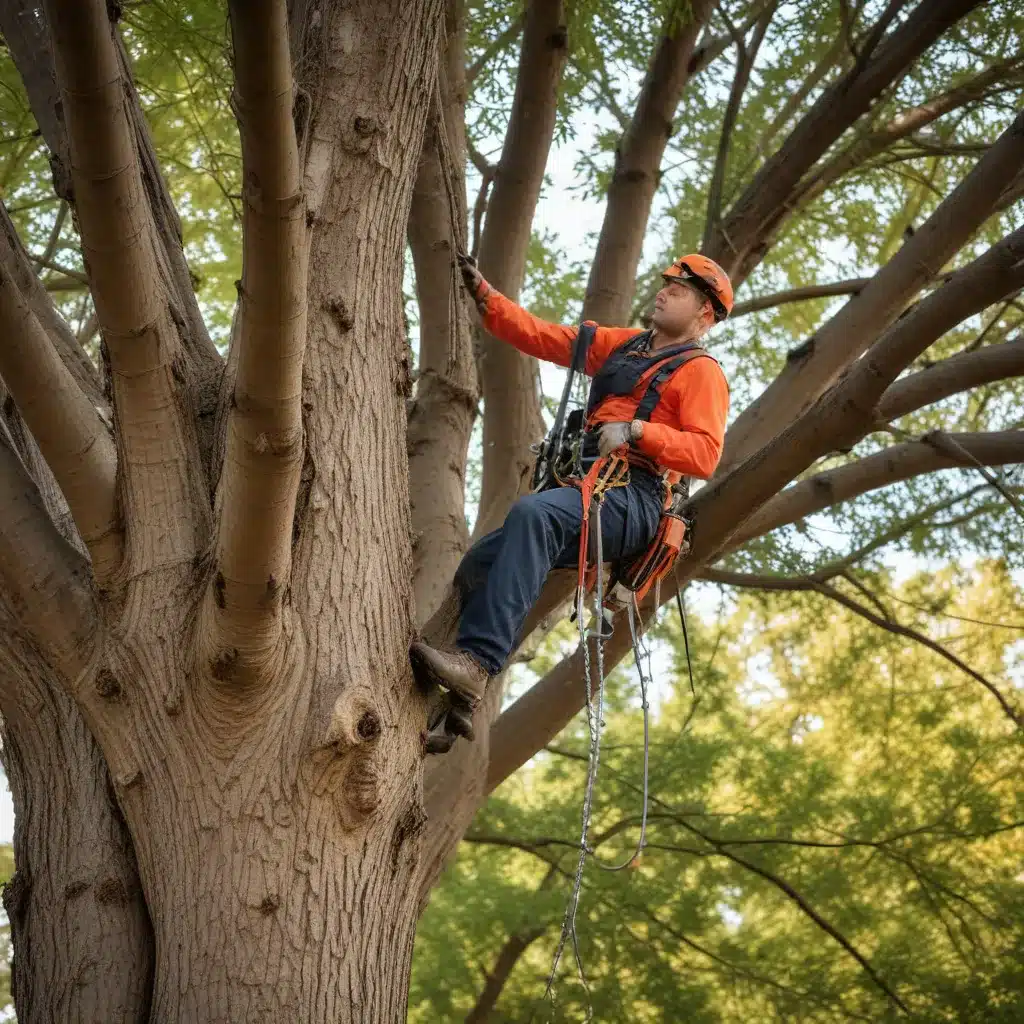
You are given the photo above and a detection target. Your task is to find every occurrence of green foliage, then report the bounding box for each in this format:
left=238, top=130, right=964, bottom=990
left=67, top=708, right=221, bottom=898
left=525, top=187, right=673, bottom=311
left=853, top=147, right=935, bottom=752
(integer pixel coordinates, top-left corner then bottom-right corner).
left=0, top=845, right=13, bottom=1018
left=412, top=565, right=1024, bottom=1021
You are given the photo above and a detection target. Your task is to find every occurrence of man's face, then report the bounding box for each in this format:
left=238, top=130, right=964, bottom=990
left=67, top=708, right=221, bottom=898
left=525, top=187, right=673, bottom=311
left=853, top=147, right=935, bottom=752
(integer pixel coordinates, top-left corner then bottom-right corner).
left=651, top=278, right=713, bottom=336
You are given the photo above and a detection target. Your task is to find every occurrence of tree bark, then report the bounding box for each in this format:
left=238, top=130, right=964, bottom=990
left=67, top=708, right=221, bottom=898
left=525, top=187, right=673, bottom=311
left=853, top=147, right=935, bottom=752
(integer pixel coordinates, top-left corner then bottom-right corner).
left=474, top=0, right=568, bottom=538
left=0, top=632, right=152, bottom=1024
left=408, top=0, right=479, bottom=625
left=582, top=0, right=715, bottom=325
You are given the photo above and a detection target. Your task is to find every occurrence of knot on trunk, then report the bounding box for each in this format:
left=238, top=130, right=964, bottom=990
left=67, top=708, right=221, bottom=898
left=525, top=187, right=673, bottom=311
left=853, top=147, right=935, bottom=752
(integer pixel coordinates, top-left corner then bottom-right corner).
left=324, top=690, right=384, bottom=753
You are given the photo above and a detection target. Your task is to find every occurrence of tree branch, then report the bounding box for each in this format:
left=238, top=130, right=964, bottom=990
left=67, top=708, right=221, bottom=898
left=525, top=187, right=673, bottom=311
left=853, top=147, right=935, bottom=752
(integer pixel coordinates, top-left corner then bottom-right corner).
left=0, top=202, right=103, bottom=407
left=730, top=431, right=1024, bottom=547
left=408, top=3, right=478, bottom=624
left=466, top=14, right=523, bottom=87
left=702, top=2, right=775, bottom=251
left=731, top=278, right=872, bottom=317
left=212, top=0, right=308, bottom=672
left=0, top=252, right=120, bottom=580
left=810, top=581, right=1019, bottom=727
left=0, top=427, right=97, bottom=684
left=704, top=0, right=986, bottom=285
left=582, top=0, right=716, bottom=326
left=44, top=0, right=202, bottom=575
left=722, top=110, right=1024, bottom=471
left=474, top=0, right=567, bottom=538
left=4, top=0, right=220, bottom=374
left=878, top=337, right=1024, bottom=422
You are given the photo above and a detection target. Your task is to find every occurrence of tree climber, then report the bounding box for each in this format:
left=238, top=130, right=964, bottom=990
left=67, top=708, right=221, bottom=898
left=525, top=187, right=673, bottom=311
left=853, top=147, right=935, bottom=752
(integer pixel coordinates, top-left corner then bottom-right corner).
left=411, top=255, right=732, bottom=738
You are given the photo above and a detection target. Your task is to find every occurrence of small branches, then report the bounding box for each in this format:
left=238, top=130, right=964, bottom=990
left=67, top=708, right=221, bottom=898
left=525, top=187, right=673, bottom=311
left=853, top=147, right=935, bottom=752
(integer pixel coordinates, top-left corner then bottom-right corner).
left=212, top=0, right=308, bottom=672
left=706, top=569, right=1021, bottom=728
left=724, top=111, right=1024, bottom=470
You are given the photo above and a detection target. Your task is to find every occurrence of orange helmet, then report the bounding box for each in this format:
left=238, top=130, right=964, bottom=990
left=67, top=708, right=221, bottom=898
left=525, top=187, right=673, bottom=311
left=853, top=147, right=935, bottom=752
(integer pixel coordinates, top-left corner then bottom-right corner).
left=661, top=254, right=733, bottom=322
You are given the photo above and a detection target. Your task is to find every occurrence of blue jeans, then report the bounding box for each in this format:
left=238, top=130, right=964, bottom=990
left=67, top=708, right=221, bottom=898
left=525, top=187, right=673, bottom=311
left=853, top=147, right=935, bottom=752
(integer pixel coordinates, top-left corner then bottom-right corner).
left=455, top=477, right=663, bottom=674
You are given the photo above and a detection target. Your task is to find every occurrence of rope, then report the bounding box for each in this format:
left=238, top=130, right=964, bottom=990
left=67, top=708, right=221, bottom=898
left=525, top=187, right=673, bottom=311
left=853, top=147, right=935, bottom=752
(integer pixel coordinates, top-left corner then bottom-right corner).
left=590, top=594, right=651, bottom=873
left=543, top=496, right=610, bottom=1020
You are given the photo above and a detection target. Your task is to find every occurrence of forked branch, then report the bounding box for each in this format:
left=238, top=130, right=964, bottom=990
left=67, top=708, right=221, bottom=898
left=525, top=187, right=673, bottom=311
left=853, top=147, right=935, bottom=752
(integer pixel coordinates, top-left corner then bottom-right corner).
left=212, top=0, right=308, bottom=670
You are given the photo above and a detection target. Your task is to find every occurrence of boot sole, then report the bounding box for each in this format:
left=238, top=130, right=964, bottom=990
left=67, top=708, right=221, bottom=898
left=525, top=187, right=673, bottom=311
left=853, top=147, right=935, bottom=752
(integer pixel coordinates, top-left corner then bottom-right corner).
left=409, top=646, right=484, bottom=709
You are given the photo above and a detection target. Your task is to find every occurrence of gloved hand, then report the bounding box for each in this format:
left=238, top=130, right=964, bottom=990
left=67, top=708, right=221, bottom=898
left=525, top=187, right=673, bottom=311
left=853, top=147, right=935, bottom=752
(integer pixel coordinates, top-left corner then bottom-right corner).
left=598, top=421, right=633, bottom=455
left=456, top=251, right=484, bottom=298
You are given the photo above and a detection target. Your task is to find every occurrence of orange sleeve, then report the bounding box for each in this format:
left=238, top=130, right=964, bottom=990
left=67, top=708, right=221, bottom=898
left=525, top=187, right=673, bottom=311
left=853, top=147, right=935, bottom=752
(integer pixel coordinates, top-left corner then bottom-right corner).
left=481, top=287, right=637, bottom=373
left=632, top=357, right=730, bottom=479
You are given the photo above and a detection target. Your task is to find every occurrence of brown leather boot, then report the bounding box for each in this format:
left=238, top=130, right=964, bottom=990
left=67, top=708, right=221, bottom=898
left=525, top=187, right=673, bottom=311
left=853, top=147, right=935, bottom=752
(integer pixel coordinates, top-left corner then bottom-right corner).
left=410, top=640, right=489, bottom=708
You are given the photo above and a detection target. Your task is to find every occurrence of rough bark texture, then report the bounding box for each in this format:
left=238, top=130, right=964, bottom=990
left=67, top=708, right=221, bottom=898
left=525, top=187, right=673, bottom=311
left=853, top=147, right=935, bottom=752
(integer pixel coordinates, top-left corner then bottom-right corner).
left=0, top=400, right=151, bottom=1023
left=0, top=0, right=446, bottom=1020
left=474, top=0, right=568, bottom=538
left=0, top=1, right=1019, bottom=1019
left=582, top=0, right=715, bottom=325
left=408, top=0, right=479, bottom=625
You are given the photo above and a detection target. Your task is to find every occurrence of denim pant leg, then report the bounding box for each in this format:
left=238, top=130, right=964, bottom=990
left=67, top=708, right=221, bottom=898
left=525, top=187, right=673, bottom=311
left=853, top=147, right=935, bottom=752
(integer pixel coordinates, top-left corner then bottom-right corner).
left=457, top=487, right=585, bottom=674
left=456, top=481, right=662, bottom=674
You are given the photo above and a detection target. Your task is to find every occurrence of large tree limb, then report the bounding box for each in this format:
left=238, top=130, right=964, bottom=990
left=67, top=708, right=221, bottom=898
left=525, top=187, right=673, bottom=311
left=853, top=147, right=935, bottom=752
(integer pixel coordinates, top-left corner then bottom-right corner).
left=0, top=428, right=97, bottom=684
left=581, top=0, right=716, bottom=326
left=212, top=0, right=308, bottom=671
left=474, top=0, right=567, bottom=539
left=878, top=337, right=1024, bottom=422
left=722, top=110, right=1024, bottom=470
left=408, top=1, right=479, bottom=625
left=730, top=430, right=1024, bottom=548
left=44, top=0, right=204, bottom=575
left=0, top=202, right=103, bottom=408
left=703, top=0, right=985, bottom=285
left=0, top=259, right=120, bottom=580
left=489, top=428, right=1024, bottom=788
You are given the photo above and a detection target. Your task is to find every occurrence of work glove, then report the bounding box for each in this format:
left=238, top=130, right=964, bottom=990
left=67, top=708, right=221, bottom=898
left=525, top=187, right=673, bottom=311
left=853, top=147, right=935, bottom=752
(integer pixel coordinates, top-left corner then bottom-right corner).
left=456, top=251, right=488, bottom=312
left=597, top=421, right=633, bottom=455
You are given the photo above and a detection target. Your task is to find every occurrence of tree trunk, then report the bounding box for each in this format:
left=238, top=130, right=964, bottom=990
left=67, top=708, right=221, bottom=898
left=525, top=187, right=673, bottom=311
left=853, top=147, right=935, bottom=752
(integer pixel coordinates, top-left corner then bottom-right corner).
left=0, top=641, right=152, bottom=1024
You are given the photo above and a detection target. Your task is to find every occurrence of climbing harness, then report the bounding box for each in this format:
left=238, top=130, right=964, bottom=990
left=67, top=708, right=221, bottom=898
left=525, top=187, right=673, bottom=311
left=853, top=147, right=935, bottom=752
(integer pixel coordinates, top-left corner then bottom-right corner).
left=531, top=323, right=595, bottom=492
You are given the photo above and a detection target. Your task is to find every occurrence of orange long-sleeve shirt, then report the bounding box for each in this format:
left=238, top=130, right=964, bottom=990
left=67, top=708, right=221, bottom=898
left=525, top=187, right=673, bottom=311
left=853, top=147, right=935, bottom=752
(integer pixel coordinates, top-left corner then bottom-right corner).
left=481, top=288, right=730, bottom=480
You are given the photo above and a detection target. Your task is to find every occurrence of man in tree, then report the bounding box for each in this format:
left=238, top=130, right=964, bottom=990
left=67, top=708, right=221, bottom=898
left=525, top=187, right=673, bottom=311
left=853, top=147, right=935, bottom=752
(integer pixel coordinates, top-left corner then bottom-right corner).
left=411, top=254, right=732, bottom=734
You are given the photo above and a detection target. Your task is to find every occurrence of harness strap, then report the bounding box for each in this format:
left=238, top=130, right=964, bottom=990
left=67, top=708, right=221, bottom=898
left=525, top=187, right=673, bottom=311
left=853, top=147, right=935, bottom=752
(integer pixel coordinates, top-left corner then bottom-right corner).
left=633, top=347, right=712, bottom=422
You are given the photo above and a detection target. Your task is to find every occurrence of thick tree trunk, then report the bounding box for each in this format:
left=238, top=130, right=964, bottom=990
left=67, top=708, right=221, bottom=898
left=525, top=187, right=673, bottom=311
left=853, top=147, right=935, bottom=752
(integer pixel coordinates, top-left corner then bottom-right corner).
left=0, top=642, right=152, bottom=1024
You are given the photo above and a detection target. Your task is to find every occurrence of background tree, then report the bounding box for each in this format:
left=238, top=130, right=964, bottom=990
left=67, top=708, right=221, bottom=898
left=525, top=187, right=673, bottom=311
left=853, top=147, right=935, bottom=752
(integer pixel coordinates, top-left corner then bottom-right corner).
left=0, top=0, right=1020, bottom=1020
